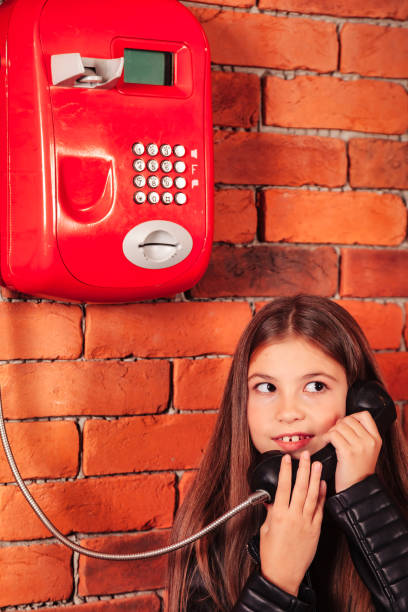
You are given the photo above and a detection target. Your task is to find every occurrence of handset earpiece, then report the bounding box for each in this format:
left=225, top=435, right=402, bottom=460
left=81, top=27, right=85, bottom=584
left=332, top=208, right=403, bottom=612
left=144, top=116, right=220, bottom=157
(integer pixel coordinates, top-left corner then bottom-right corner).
left=249, top=381, right=396, bottom=502
left=345, top=380, right=396, bottom=439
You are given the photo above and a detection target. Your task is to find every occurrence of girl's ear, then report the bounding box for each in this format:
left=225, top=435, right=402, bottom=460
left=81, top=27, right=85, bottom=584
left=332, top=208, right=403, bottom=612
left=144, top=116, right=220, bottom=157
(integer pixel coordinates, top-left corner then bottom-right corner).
left=346, top=380, right=396, bottom=440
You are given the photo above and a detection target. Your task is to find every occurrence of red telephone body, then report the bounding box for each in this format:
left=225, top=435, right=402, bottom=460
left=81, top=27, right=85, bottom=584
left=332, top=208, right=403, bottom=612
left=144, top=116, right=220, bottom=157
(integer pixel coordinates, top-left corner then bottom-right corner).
left=0, top=0, right=213, bottom=301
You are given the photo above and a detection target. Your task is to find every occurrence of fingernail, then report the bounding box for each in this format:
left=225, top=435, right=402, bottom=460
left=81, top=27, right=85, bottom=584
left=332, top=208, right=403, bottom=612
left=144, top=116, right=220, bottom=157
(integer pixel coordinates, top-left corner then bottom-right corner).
left=312, top=461, right=322, bottom=472
left=301, top=450, right=310, bottom=460
left=283, top=454, right=291, bottom=463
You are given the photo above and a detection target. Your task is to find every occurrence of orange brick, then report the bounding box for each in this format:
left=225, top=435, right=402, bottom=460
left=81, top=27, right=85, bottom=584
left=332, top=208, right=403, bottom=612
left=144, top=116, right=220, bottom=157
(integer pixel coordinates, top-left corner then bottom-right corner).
left=262, top=190, right=406, bottom=246
left=83, top=414, right=217, bottom=475
left=335, top=300, right=403, bottom=351
left=191, top=245, right=338, bottom=298
left=191, top=8, right=337, bottom=71
left=341, top=249, right=408, bottom=298
left=403, top=404, right=408, bottom=440
left=215, top=189, right=257, bottom=243
left=349, top=139, right=408, bottom=190
left=376, top=353, right=408, bottom=401
left=78, top=531, right=169, bottom=596
left=178, top=470, right=198, bottom=506
left=0, top=360, right=170, bottom=419
left=341, top=24, right=408, bottom=79
left=258, top=0, right=408, bottom=19
left=0, top=302, right=82, bottom=359
left=212, top=72, right=260, bottom=128
left=85, top=302, right=252, bottom=358
left=264, top=76, right=408, bottom=134
left=404, top=304, right=408, bottom=347
left=0, top=542, right=72, bottom=607
left=0, top=473, right=174, bottom=540
left=47, top=595, right=161, bottom=612
left=214, top=131, right=347, bottom=187
left=0, top=421, right=79, bottom=482
left=174, top=358, right=232, bottom=411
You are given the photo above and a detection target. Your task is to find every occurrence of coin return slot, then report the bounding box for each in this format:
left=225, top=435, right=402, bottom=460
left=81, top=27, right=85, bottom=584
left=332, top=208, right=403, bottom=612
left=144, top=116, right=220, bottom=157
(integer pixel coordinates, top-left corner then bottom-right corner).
left=139, top=230, right=178, bottom=262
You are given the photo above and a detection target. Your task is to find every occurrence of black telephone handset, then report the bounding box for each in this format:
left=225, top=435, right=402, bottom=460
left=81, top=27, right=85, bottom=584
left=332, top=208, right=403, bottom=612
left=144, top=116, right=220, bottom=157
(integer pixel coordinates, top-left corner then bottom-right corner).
left=249, top=380, right=397, bottom=502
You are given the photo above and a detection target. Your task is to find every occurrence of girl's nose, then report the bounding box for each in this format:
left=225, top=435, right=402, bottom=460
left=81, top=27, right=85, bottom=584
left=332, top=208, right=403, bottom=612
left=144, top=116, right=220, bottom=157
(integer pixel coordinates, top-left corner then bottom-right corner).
left=275, top=395, right=305, bottom=423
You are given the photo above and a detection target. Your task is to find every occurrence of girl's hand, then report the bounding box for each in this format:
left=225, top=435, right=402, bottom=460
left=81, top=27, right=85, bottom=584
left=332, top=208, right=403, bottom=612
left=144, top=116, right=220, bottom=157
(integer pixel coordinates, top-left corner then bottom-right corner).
left=259, top=451, right=326, bottom=597
left=323, top=411, right=382, bottom=493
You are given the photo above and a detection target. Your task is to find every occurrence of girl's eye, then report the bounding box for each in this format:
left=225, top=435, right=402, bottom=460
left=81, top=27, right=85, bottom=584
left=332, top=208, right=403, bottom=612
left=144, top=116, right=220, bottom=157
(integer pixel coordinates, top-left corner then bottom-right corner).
left=255, top=382, right=276, bottom=393
left=305, top=381, right=327, bottom=393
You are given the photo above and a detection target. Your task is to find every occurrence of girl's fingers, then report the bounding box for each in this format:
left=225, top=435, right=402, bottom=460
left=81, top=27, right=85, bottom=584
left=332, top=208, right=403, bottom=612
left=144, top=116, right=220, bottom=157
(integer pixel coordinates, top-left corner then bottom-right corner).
left=290, top=451, right=311, bottom=510
left=274, top=454, right=292, bottom=507
left=302, top=461, right=322, bottom=517
left=330, top=420, right=361, bottom=445
left=312, top=480, right=327, bottom=524
left=348, top=411, right=382, bottom=441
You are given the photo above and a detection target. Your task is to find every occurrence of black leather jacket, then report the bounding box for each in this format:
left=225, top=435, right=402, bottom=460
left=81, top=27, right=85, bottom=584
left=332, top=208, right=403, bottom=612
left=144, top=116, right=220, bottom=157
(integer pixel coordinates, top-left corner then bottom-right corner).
left=187, top=475, right=408, bottom=611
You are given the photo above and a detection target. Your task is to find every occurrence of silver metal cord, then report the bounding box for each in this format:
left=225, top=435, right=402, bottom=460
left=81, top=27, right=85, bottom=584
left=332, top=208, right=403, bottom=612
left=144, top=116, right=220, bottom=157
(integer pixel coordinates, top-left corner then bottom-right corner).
left=0, top=393, right=270, bottom=560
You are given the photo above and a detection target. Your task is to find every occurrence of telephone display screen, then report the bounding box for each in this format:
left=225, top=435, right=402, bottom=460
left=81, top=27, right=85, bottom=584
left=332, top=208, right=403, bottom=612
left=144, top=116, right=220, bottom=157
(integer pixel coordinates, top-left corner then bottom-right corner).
left=124, top=48, right=173, bottom=85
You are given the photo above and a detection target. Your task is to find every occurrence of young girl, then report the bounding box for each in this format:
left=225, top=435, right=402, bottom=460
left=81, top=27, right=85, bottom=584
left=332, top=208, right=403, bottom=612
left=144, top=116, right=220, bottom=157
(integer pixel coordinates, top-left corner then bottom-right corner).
left=167, top=295, right=408, bottom=611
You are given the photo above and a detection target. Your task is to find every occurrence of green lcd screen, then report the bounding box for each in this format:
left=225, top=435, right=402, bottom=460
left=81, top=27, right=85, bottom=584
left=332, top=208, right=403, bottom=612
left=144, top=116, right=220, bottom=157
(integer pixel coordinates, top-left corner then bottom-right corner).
left=124, top=49, right=173, bottom=86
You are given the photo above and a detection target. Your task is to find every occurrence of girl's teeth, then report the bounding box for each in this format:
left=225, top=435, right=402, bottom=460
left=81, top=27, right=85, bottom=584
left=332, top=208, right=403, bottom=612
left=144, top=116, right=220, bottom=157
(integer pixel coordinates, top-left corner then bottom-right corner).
left=281, top=435, right=308, bottom=442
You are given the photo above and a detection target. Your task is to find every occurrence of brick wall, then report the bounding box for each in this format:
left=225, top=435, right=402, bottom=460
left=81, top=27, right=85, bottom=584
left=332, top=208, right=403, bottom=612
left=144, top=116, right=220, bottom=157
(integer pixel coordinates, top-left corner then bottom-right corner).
left=0, top=0, right=407, bottom=609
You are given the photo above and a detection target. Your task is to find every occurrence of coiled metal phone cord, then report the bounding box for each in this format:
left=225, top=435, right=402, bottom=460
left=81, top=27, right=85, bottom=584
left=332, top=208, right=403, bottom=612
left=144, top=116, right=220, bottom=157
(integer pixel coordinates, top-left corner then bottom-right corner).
left=0, top=394, right=270, bottom=560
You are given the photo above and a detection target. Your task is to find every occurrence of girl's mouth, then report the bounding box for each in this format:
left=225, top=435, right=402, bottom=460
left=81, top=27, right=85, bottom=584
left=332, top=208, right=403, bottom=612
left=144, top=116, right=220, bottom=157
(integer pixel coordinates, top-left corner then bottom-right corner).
left=273, top=434, right=314, bottom=452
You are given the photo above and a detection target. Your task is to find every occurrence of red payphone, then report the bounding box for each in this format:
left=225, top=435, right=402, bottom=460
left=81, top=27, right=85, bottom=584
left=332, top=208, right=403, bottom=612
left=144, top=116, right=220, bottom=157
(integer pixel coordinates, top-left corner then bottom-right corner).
left=0, top=0, right=213, bottom=301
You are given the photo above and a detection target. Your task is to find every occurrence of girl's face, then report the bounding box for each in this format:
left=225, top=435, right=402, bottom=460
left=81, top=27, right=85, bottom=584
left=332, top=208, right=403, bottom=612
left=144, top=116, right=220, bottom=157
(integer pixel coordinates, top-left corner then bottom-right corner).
left=247, top=335, right=348, bottom=458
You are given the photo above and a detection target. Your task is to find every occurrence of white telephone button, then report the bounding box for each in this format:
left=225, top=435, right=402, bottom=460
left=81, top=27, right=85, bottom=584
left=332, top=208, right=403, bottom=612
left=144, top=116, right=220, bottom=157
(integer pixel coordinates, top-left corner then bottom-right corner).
left=174, top=176, right=187, bottom=189
left=147, top=175, right=160, bottom=189
left=132, top=142, right=145, bottom=155
left=134, top=192, right=146, bottom=204
left=161, top=160, right=172, bottom=173
left=173, top=145, right=186, bottom=157
left=147, top=159, right=159, bottom=172
left=160, top=144, right=172, bottom=157
left=147, top=143, right=159, bottom=156
left=175, top=192, right=187, bottom=205
left=134, top=175, right=146, bottom=188
left=161, top=176, right=173, bottom=189
left=162, top=192, right=173, bottom=205
left=174, top=161, right=186, bottom=173
left=133, top=159, right=145, bottom=172
left=148, top=192, right=160, bottom=204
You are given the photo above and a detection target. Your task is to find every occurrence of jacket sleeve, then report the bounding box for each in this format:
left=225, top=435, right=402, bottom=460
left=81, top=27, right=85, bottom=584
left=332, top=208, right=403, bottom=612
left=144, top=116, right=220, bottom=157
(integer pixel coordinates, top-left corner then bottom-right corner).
left=326, top=474, right=408, bottom=612
left=231, top=572, right=315, bottom=612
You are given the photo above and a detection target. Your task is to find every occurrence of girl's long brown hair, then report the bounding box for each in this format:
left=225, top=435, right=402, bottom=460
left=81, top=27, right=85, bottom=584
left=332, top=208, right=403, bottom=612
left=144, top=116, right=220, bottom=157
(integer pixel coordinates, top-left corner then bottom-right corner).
left=167, top=296, right=408, bottom=611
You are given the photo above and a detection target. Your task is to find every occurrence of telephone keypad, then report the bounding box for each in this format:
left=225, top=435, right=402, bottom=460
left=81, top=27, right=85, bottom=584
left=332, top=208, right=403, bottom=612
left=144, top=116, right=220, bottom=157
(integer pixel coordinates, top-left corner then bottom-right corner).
left=131, top=141, right=188, bottom=206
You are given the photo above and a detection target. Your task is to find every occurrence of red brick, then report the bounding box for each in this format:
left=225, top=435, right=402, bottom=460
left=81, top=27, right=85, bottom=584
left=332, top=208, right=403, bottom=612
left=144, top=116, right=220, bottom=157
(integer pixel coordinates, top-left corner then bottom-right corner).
left=341, top=249, right=408, bottom=298
left=264, top=76, right=408, bottom=134
left=335, top=300, right=403, bottom=351
left=0, top=360, right=170, bottom=419
left=83, top=414, right=217, bottom=475
left=0, top=542, right=72, bottom=607
left=179, top=471, right=198, bottom=505
left=376, top=353, right=408, bottom=401
left=214, top=131, right=347, bottom=187
left=215, top=189, right=257, bottom=243
left=349, top=139, right=408, bottom=190
left=212, top=72, right=260, bottom=128
left=404, top=304, right=408, bottom=347
left=191, top=8, right=337, bottom=71
left=341, top=24, right=408, bottom=79
left=85, top=302, right=252, bottom=358
left=0, top=473, right=174, bottom=540
left=0, top=302, right=82, bottom=359
left=403, top=404, right=408, bottom=440
left=0, top=421, right=79, bottom=482
left=47, top=595, right=161, bottom=612
left=258, top=0, right=408, bottom=19
left=191, top=245, right=338, bottom=298
left=262, top=190, right=406, bottom=246
left=174, top=358, right=232, bottom=411
left=78, top=531, right=169, bottom=596
left=189, top=0, right=255, bottom=6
